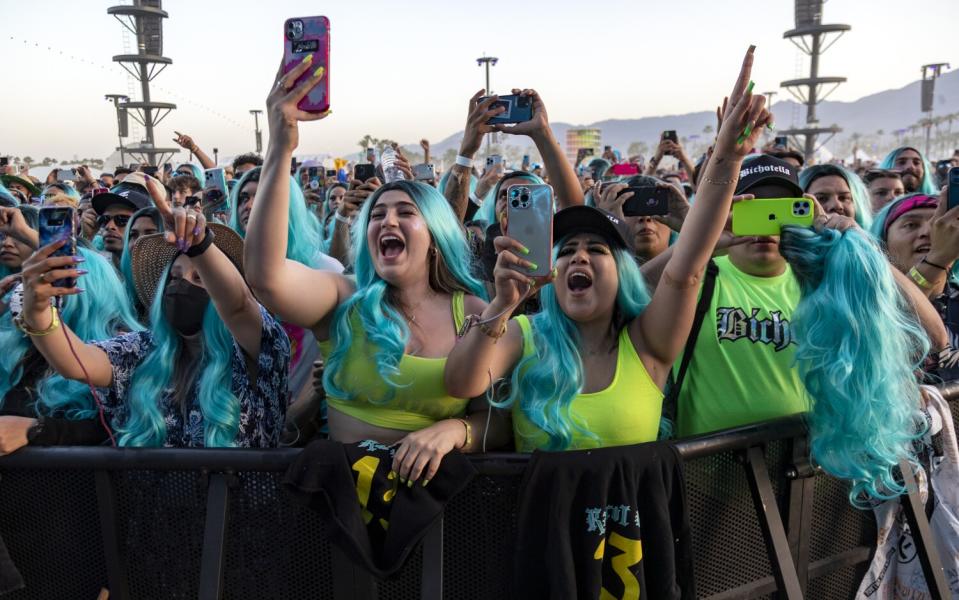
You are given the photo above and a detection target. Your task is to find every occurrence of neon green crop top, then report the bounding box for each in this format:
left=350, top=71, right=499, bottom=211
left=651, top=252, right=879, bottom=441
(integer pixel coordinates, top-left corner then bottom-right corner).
left=319, top=291, right=470, bottom=431
left=511, top=315, right=664, bottom=452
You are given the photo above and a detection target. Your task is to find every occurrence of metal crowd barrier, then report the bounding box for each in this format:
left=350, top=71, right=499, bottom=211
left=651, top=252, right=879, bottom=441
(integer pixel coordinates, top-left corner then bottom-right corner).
left=1, top=383, right=956, bottom=600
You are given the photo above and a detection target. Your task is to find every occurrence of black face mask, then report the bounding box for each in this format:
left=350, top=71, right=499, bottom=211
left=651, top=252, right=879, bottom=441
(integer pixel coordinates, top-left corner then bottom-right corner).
left=162, top=277, right=210, bottom=336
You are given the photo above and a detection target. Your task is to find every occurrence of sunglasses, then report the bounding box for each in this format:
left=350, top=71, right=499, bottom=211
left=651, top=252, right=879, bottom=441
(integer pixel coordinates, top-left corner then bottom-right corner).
left=97, top=214, right=131, bottom=228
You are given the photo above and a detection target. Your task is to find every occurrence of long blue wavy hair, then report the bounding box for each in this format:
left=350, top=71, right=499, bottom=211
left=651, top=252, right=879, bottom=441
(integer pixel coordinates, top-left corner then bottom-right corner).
left=115, top=265, right=246, bottom=447
left=879, top=146, right=939, bottom=195
left=321, top=183, right=348, bottom=251
left=799, top=164, right=874, bottom=230
left=493, top=238, right=657, bottom=450
left=868, top=192, right=959, bottom=283
left=229, top=167, right=327, bottom=268
left=0, top=248, right=142, bottom=418
left=119, top=207, right=164, bottom=311
left=779, top=225, right=927, bottom=504
left=323, top=180, right=487, bottom=401
left=0, top=182, right=19, bottom=207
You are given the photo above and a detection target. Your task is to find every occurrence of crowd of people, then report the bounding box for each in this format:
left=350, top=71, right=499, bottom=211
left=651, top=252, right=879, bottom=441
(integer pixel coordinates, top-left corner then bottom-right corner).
left=1, top=45, right=958, bottom=503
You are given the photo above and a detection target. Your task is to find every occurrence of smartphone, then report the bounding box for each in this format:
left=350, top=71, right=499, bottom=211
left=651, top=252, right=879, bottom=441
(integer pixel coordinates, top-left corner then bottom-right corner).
left=486, top=155, right=503, bottom=170
left=621, top=186, right=669, bottom=217
left=282, top=16, right=330, bottom=113
left=0, top=157, right=7, bottom=168
left=505, top=184, right=554, bottom=278
left=413, top=164, right=435, bottom=182
left=732, top=198, right=814, bottom=236
left=142, top=165, right=159, bottom=177
left=163, top=163, right=173, bottom=175
left=290, top=157, right=298, bottom=175
left=610, top=163, right=640, bottom=176
left=522, top=154, right=530, bottom=170
left=39, top=206, right=77, bottom=289
left=482, top=94, right=533, bottom=125
left=662, top=130, right=678, bottom=143
left=354, top=163, right=376, bottom=182
left=774, top=135, right=789, bottom=147
left=203, top=168, right=229, bottom=212
left=947, top=167, right=959, bottom=211
left=56, top=168, right=75, bottom=182
left=326, top=169, right=336, bottom=178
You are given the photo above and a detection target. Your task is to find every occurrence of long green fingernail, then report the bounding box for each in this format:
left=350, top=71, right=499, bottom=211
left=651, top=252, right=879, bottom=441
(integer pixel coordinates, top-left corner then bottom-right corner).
left=406, top=479, right=413, bottom=488
left=313, top=66, right=325, bottom=79
left=303, top=53, right=314, bottom=64
left=520, top=245, right=530, bottom=255
left=527, top=262, right=539, bottom=272
left=422, top=479, right=430, bottom=487
left=767, top=122, right=776, bottom=131
left=746, top=80, right=755, bottom=94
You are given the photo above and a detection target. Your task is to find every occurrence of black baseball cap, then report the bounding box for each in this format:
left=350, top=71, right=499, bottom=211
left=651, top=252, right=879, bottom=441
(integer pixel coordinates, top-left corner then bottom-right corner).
left=92, top=174, right=153, bottom=215
left=735, top=155, right=803, bottom=197
left=553, top=206, right=631, bottom=250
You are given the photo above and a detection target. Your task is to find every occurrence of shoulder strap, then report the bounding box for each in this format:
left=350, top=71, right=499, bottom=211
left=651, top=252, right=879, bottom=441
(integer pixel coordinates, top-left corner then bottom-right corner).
left=666, top=259, right=719, bottom=407
left=451, top=291, right=466, bottom=333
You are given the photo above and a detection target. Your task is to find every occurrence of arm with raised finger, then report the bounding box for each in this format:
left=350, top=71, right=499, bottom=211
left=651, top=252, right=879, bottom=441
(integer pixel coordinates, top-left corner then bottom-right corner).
left=443, top=90, right=504, bottom=220
left=635, top=46, right=770, bottom=376
left=18, top=242, right=112, bottom=386
left=173, top=131, right=215, bottom=169
left=243, top=55, right=350, bottom=331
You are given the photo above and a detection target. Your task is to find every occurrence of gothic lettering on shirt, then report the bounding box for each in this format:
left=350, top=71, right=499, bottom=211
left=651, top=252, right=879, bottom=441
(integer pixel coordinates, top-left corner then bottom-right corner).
left=716, top=307, right=794, bottom=352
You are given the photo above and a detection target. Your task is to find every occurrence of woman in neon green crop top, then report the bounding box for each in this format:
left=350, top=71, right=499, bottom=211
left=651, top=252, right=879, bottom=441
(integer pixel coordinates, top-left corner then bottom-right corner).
left=446, top=47, right=775, bottom=451
left=243, top=59, right=501, bottom=485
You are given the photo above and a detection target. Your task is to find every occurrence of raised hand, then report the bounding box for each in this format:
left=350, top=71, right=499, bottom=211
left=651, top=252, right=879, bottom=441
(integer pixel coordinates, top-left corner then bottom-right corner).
left=926, top=187, right=959, bottom=268
left=490, top=88, right=550, bottom=141
left=596, top=182, right=630, bottom=221
left=20, top=240, right=86, bottom=317
left=459, top=90, right=506, bottom=157
left=266, top=54, right=331, bottom=153
left=172, top=131, right=196, bottom=151
left=490, top=236, right=553, bottom=313
left=145, top=174, right=207, bottom=251
left=713, top=46, right=771, bottom=158
left=340, top=177, right=382, bottom=220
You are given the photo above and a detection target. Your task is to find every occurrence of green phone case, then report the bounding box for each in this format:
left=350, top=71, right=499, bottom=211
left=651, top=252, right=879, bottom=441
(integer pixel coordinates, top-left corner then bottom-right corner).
left=731, top=198, right=814, bottom=236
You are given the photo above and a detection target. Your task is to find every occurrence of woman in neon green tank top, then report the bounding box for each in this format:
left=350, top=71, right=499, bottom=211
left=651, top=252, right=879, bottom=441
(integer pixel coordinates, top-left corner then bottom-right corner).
left=243, top=59, right=500, bottom=486
left=446, top=47, right=775, bottom=451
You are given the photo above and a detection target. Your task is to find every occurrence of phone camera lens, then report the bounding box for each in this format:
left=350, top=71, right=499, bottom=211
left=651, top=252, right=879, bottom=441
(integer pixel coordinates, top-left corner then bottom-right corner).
left=511, top=199, right=520, bottom=208
left=768, top=214, right=776, bottom=221
left=521, top=194, right=530, bottom=202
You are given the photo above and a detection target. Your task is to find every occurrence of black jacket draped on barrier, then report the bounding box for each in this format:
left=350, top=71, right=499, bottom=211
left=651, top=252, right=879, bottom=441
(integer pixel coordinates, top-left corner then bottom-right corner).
left=512, top=441, right=695, bottom=600
left=283, top=439, right=476, bottom=578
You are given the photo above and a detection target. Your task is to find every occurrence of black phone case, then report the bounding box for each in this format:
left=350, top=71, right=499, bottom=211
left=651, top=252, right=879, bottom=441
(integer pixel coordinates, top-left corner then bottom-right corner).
left=622, top=188, right=669, bottom=217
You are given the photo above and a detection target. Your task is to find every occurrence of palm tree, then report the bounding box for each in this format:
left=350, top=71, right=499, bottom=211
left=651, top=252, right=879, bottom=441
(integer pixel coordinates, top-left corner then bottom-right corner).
left=357, top=134, right=377, bottom=151
left=22, top=157, right=34, bottom=167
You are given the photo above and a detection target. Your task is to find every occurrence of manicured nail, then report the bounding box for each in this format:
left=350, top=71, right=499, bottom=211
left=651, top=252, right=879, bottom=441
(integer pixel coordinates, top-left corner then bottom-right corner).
left=767, top=122, right=776, bottom=131
left=388, top=470, right=396, bottom=479
left=746, top=80, right=755, bottom=95
left=527, top=263, right=539, bottom=272
left=400, top=477, right=407, bottom=485
left=551, top=267, right=558, bottom=278
left=422, top=479, right=430, bottom=487
left=72, top=256, right=85, bottom=263
left=520, top=245, right=530, bottom=255
left=313, top=66, right=325, bottom=79
left=76, top=287, right=85, bottom=292
left=193, top=226, right=201, bottom=236
left=76, top=269, right=88, bottom=275
left=303, top=53, right=314, bottom=64
left=406, top=479, right=413, bottom=488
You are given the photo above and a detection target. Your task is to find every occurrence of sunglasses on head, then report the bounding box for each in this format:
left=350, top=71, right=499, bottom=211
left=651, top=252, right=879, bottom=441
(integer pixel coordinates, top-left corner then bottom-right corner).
left=97, top=214, right=131, bottom=228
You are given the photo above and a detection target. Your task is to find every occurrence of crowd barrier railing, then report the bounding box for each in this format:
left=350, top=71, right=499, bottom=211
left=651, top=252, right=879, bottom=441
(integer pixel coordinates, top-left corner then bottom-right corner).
left=1, top=382, right=956, bottom=600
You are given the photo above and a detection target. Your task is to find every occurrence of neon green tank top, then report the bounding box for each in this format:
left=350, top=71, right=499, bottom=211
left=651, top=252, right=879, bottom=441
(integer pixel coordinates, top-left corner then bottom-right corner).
left=675, top=256, right=808, bottom=437
left=320, top=291, right=470, bottom=431
left=511, top=315, right=664, bottom=452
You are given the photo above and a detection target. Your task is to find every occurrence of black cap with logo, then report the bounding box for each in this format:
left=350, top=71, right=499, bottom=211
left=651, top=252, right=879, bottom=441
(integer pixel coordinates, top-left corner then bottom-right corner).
left=735, top=155, right=804, bottom=197
left=553, top=205, right=631, bottom=250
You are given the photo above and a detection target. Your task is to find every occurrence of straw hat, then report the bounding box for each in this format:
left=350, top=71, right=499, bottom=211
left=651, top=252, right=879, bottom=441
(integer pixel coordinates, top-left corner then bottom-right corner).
left=130, top=223, right=245, bottom=309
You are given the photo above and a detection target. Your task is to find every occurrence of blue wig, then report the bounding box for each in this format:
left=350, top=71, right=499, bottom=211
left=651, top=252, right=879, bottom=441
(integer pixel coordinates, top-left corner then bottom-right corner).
left=879, top=147, right=939, bottom=196
left=320, top=183, right=348, bottom=250
left=323, top=180, right=487, bottom=402
left=175, top=163, right=204, bottom=184
left=799, top=164, right=874, bottom=230
left=0, top=183, right=19, bottom=207
left=119, top=207, right=164, bottom=310
left=493, top=241, right=655, bottom=450
left=42, top=183, right=80, bottom=203
left=0, top=248, right=142, bottom=418
left=116, top=267, right=243, bottom=447
left=229, top=167, right=328, bottom=268
left=780, top=226, right=927, bottom=503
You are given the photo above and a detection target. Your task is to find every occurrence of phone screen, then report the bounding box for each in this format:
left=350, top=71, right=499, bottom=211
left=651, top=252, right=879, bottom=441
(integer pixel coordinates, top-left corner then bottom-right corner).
left=39, top=207, right=77, bottom=289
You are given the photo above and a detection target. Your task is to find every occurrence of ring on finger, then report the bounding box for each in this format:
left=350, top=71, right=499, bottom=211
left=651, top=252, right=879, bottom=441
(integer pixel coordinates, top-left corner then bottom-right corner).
left=38, top=272, right=47, bottom=284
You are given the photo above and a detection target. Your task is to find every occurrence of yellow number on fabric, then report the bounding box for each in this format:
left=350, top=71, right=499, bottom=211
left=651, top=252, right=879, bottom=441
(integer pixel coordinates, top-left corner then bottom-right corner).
left=351, top=456, right=379, bottom=525
left=597, top=532, right=644, bottom=600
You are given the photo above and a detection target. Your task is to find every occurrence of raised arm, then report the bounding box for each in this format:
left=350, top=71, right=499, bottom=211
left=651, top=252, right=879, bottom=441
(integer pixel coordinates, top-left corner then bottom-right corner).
left=327, top=177, right=380, bottom=265
left=492, top=89, right=583, bottom=209
left=18, top=242, right=113, bottom=386
left=634, top=46, right=769, bottom=369
left=243, top=56, right=352, bottom=330
left=173, top=131, right=215, bottom=169
left=444, top=91, right=503, bottom=220
left=145, top=177, right=264, bottom=357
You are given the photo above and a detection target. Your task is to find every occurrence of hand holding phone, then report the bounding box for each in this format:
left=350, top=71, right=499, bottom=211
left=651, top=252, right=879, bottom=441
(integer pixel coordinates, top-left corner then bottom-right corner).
left=732, top=198, right=813, bottom=236
left=38, top=206, right=77, bottom=289
left=947, top=167, right=959, bottom=211
left=354, top=163, right=376, bottom=182
left=282, top=16, right=330, bottom=113
left=481, top=94, right=533, bottom=125
left=620, top=186, right=669, bottom=217
left=505, top=184, right=554, bottom=278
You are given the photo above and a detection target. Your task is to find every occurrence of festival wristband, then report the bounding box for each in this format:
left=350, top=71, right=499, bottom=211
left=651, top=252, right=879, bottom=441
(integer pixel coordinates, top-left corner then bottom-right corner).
left=469, top=192, right=483, bottom=207
left=334, top=212, right=353, bottom=224
left=185, top=227, right=215, bottom=258
left=909, top=266, right=933, bottom=289
left=455, top=155, right=474, bottom=168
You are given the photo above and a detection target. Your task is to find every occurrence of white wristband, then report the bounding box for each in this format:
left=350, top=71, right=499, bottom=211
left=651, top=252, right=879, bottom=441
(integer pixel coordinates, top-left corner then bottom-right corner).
left=334, top=212, right=352, bottom=224
left=469, top=192, right=483, bottom=207
left=455, top=155, right=474, bottom=168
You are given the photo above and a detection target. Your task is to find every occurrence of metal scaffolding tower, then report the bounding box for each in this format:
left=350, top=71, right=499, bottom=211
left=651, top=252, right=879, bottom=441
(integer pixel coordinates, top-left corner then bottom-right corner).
left=779, top=0, right=849, bottom=164
left=106, top=0, right=179, bottom=166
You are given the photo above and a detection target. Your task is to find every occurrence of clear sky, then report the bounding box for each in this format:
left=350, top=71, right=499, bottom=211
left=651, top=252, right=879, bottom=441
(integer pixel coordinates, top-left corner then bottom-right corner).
left=1, top=0, right=955, bottom=162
